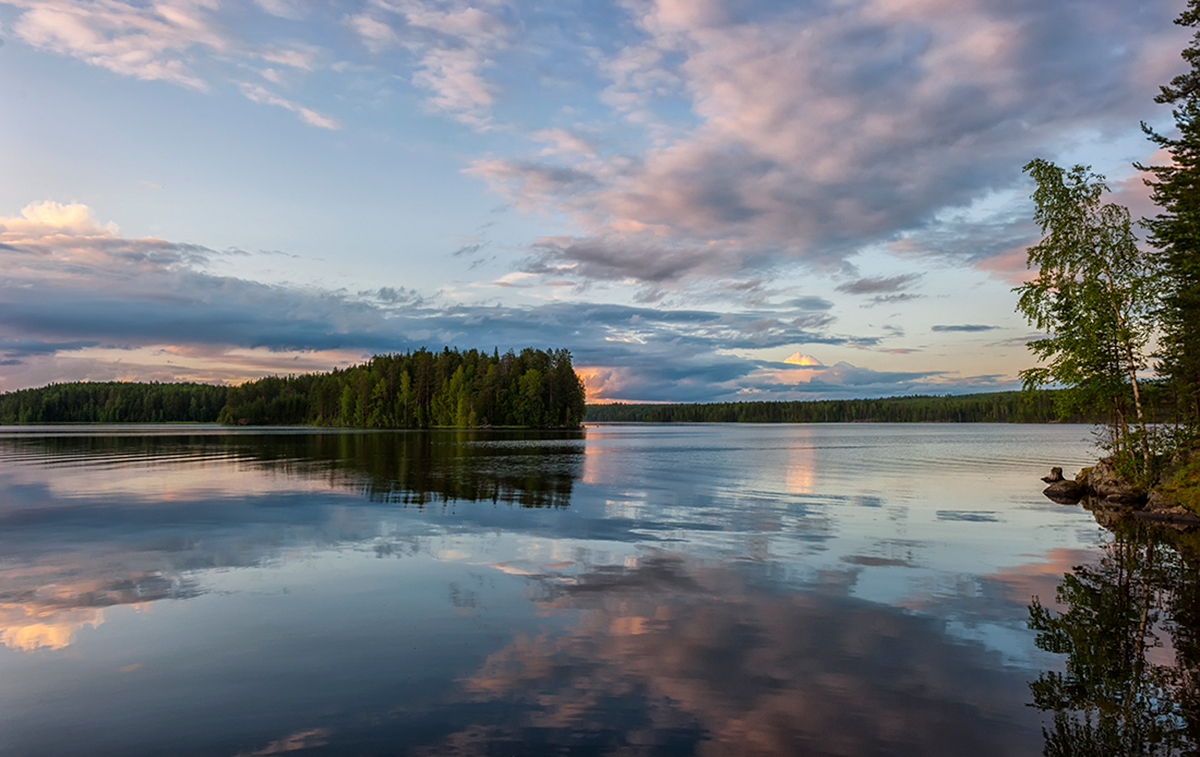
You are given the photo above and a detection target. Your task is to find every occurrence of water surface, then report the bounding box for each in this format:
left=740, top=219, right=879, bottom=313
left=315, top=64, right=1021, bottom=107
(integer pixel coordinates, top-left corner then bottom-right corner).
left=0, top=424, right=1114, bottom=755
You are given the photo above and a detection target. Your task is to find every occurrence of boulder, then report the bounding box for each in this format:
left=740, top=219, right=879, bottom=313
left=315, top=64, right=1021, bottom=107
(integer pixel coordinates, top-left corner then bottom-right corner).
left=1043, top=479, right=1085, bottom=504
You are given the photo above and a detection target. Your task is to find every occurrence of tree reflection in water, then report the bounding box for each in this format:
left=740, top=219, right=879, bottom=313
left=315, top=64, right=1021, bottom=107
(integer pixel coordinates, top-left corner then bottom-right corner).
left=1028, top=520, right=1200, bottom=755
left=1, top=429, right=584, bottom=508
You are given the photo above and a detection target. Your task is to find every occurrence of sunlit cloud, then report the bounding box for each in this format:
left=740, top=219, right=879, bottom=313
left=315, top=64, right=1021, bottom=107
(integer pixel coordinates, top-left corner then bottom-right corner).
left=783, top=353, right=822, bottom=367
left=465, top=0, right=1181, bottom=288
left=6, top=0, right=226, bottom=91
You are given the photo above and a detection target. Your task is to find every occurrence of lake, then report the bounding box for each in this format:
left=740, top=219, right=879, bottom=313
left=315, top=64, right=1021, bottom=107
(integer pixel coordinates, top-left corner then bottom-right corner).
left=0, top=423, right=1188, bottom=756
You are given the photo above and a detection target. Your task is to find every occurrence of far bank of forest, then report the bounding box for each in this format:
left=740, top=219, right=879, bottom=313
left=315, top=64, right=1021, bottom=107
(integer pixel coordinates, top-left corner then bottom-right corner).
left=3, top=375, right=1126, bottom=426
left=584, top=390, right=1086, bottom=424
left=0, top=348, right=588, bottom=429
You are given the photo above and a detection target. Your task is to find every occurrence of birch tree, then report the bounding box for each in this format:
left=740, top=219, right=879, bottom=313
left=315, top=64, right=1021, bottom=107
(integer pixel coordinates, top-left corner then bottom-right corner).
left=1017, top=159, right=1159, bottom=477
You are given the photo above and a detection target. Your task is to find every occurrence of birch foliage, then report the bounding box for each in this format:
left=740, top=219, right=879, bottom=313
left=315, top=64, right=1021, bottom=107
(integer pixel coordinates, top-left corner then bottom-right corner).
left=1017, top=159, right=1159, bottom=475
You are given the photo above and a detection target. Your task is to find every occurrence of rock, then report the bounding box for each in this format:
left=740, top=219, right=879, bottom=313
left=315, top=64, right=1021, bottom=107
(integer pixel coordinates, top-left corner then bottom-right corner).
left=1147, top=489, right=1179, bottom=511
left=1043, top=479, right=1085, bottom=504
left=1133, top=507, right=1200, bottom=528
left=1041, top=467, right=1065, bottom=483
left=1076, top=458, right=1145, bottom=505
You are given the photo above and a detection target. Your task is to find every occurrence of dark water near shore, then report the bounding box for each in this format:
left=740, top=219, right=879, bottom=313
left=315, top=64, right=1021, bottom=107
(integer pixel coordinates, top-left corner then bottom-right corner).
left=0, top=423, right=1191, bottom=755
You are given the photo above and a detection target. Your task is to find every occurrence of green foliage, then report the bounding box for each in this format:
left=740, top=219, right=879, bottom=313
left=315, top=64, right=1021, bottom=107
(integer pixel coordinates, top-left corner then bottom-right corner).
left=1161, top=447, right=1200, bottom=514
left=584, top=390, right=1070, bottom=424
left=217, top=347, right=586, bottom=429
left=1139, top=0, right=1200, bottom=427
left=0, top=348, right=587, bottom=429
left=1016, top=159, right=1160, bottom=480
left=0, top=381, right=229, bottom=424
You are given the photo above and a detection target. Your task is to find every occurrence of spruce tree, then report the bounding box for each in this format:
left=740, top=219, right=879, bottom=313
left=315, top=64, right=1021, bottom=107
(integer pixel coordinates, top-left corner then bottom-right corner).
left=1140, top=0, right=1200, bottom=424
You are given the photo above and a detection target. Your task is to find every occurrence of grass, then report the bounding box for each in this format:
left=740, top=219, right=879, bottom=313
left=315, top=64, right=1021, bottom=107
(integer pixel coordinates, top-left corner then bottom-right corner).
left=1162, top=451, right=1200, bottom=514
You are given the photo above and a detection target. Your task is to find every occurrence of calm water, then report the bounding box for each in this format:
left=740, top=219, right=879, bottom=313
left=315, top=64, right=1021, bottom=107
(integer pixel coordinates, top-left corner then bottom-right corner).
left=0, top=423, right=1176, bottom=755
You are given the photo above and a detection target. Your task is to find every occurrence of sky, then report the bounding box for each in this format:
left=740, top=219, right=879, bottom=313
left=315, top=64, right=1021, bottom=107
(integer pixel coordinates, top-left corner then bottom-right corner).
left=0, top=0, right=1189, bottom=402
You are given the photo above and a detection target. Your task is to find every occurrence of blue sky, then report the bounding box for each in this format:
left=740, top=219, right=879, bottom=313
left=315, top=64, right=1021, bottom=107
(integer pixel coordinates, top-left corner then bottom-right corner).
left=0, top=0, right=1188, bottom=401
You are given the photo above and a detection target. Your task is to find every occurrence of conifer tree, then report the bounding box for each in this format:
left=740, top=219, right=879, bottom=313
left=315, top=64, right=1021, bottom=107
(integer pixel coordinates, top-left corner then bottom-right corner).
left=1140, top=0, right=1200, bottom=425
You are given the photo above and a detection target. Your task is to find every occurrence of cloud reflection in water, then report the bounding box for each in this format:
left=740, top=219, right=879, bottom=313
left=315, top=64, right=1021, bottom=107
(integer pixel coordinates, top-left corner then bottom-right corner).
left=421, top=554, right=1042, bottom=756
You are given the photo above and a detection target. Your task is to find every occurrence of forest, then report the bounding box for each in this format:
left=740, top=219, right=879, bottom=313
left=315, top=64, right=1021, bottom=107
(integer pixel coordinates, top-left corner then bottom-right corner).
left=0, top=347, right=588, bottom=429
left=0, top=381, right=229, bottom=424
left=4, top=376, right=1113, bottom=427
left=584, top=390, right=1076, bottom=424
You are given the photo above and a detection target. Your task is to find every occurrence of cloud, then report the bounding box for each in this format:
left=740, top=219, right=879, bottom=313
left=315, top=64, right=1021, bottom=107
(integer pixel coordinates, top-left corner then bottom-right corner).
left=0, top=338, right=100, bottom=358
left=346, top=0, right=512, bottom=128
left=253, top=0, right=308, bottom=20
left=238, top=83, right=341, bottom=129
left=2, top=0, right=339, bottom=129
left=257, top=43, right=322, bottom=71
left=784, top=353, right=822, bottom=367
left=468, top=0, right=1182, bottom=286
left=239, top=729, right=332, bottom=756
left=522, top=234, right=767, bottom=286
left=932, top=324, right=999, bottom=333
left=6, top=0, right=227, bottom=91
left=836, top=273, right=922, bottom=296
left=533, top=128, right=597, bottom=158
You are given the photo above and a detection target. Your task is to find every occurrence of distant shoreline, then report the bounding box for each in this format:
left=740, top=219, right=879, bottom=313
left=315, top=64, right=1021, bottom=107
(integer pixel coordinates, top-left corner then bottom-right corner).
left=582, top=390, right=1096, bottom=424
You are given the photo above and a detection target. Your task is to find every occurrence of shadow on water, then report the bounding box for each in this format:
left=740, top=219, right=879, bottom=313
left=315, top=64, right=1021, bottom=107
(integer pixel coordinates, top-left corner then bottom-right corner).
left=0, top=428, right=585, bottom=509
left=1028, top=517, right=1200, bottom=755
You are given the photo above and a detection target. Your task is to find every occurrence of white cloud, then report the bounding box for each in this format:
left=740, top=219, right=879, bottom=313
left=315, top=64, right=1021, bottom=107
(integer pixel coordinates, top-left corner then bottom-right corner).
left=252, top=0, right=307, bottom=20
left=3, top=0, right=339, bottom=129
left=533, top=128, right=596, bottom=158
left=7, top=0, right=226, bottom=91
left=0, top=200, right=118, bottom=239
left=346, top=0, right=511, bottom=128
left=258, top=43, right=322, bottom=71
left=238, top=83, right=341, bottom=130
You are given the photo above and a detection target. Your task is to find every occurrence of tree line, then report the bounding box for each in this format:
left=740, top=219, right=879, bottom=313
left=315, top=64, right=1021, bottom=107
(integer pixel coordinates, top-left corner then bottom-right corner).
left=584, top=390, right=1080, bottom=424
left=0, top=381, right=229, bottom=424
left=0, top=347, right=587, bottom=429
left=1013, top=0, right=1200, bottom=485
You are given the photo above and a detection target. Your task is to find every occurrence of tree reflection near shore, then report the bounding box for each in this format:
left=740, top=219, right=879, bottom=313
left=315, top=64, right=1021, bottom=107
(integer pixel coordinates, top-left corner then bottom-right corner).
left=1028, top=521, right=1200, bottom=755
